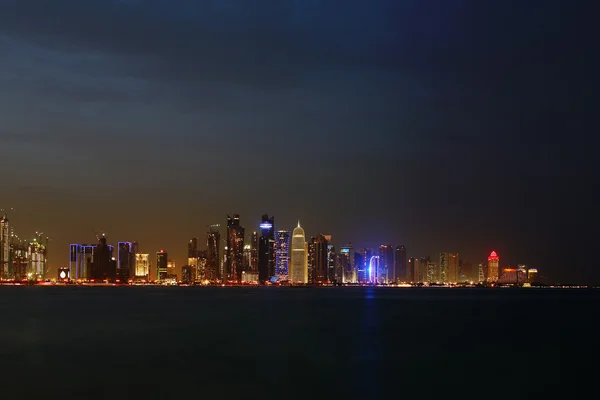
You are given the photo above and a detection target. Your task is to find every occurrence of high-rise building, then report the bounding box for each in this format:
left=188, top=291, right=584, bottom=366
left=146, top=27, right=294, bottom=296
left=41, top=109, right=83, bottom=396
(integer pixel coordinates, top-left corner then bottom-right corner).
left=275, top=230, right=290, bottom=280
left=90, top=235, right=115, bottom=282
left=487, top=251, right=499, bottom=283
left=226, top=214, right=245, bottom=282
left=196, top=250, right=207, bottom=281
left=1, top=215, right=10, bottom=279
left=135, top=253, right=150, bottom=279
left=28, top=233, right=47, bottom=280
left=426, top=262, right=437, bottom=283
left=420, top=256, right=431, bottom=282
left=339, top=244, right=355, bottom=283
left=181, top=265, right=195, bottom=283
left=243, top=244, right=252, bottom=272
left=156, top=250, right=168, bottom=281
left=206, top=227, right=220, bottom=282
left=117, top=241, right=135, bottom=282
left=392, top=245, right=406, bottom=282
left=367, top=255, right=382, bottom=284
left=478, top=263, right=486, bottom=282
left=70, top=244, right=95, bottom=280
left=289, top=222, right=308, bottom=284
left=307, top=237, right=316, bottom=284
left=188, top=238, right=198, bottom=258
left=356, top=248, right=374, bottom=283
left=328, top=243, right=338, bottom=282
left=439, top=252, right=459, bottom=283
left=377, top=245, right=393, bottom=283
left=408, top=257, right=420, bottom=282
left=258, top=214, right=274, bottom=282
left=527, top=268, right=538, bottom=284
left=250, top=231, right=258, bottom=273
left=167, top=259, right=177, bottom=280
left=314, top=234, right=329, bottom=283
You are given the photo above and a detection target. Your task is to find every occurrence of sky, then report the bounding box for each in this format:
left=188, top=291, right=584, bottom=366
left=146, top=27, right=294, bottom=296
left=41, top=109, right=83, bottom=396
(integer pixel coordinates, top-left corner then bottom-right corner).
left=0, top=1, right=595, bottom=283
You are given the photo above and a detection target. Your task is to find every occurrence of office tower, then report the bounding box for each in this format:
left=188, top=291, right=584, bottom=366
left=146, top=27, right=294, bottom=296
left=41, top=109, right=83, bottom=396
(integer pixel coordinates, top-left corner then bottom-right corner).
left=426, top=262, right=437, bottom=283
left=408, top=257, right=419, bottom=283
left=243, top=245, right=252, bottom=271
left=188, top=238, right=198, bottom=258
left=460, top=261, right=473, bottom=282
left=226, top=214, right=245, bottom=282
left=206, top=227, right=220, bottom=282
left=392, top=245, right=407, bottom=283
left=181, top=265, right=194, bottom=283
left=339, top=244, right=355, bottom=283
left=289, top=222, right=308, bottom=284
left=487, top=251, right=499, bottom=283
left=90, top=235, right=114, bottom=282
left=70, top=244, right=94, bottom=280
left=117, top=242, right=134, bottom=282
left=167, top=259, right=177, bottom=280
left=12, top=241, right=28, bottom=281
left=196, top=250, right=207, bottom=281
left=314, top=234, right=329, bottom=283
left=356, top=248, right=374, bottom=283
left=135, top=253, right=150, bottom=279
left=275, top=230, right=290, bottom=280
left=28, top=233, right=47, bottom=280
left=439, top=252, right=459, bottom=283
left=377, top=245, right=393, bottom=283
left=307, top=237, right=316, bottom=284
left=478, top=263, right=486, bottom=283
left=250, top=231, right=258, bottom=273
left=156, top=250, right=168, bottom=281
left=366, top=255, right=381, bottom=284
left=328, top=244, right=338, bottom=282
left=420, top=256, right=431, bottom=282
left=257, top=214, right=274, bottom=282
left=1, top=215, right=9, bottom=279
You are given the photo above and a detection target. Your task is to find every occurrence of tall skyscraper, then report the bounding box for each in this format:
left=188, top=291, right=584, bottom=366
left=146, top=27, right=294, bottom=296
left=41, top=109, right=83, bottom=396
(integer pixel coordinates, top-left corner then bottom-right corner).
left=188, top=238, right=198, bottom=258
left=439, top=252, right=459, bottom=283
left=206, top=227, right=220, bottom=282
left=135, top=253, right=150, bottom=279
left=487, top=251, right=499, bottom=283
left=250, top=231, right=258, bottom=273
left=426, top=262, right=437, bottom=283
left=90, top=235, right=114, bottom=282
left=420, top=256, right=431, bottom=283
left=393, top=245, right=407, bottom=282
left=226, top=214, right=245, bottom=282
left=156, top=250, right=168, bottom=281
left=289, top=222, right=308, bottom=284
left=258, top=214, right=274, bottom=282
left=478, top=263, right=486, bottom=282
left=167, top=259, right=177, bottom=280
left=339, top=244, right=355, bottom=283
left=1, top=215, right=10, bottom=279
left=275, top=230, right=290, bottom=280
left=377, top=245, right=393, bottom=283
left=408, top=257, right=420, bottom=282
left=307, top=237, right=316, bottom=284
left=314, top=234, right=329, bottom=283
left=28, top=233, right=47, bottom=280
left=117, top=241, right=135, bottom=282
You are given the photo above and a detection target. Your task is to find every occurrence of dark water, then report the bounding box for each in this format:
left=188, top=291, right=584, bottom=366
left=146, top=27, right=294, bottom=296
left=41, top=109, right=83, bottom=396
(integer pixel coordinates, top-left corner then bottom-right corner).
left=0, top=286, right=596, bottom=398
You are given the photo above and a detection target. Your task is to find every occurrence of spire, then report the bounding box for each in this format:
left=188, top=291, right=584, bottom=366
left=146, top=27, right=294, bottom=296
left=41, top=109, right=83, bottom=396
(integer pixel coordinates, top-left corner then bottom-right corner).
left=297, top=219, right=300, bottom=228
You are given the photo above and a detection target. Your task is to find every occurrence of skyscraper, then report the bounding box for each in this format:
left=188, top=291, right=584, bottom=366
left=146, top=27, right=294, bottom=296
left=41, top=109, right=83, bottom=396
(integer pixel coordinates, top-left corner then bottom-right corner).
left=156, top=250, right=168, bottom=281
left=339, top=244, right=355, bottom=283
left=258, top=214, right=274, bottom=282
left=447, top=253, right=459, bottom=283
left=117, top=241, right=134, bottom=282
left=250, top=231, right=258, bottom=273
left=487, top=251, right=499, bottom=282
left=314, top=234, right=329, bottom=283
left=1, top=215, right=10, bottom=279
left=275, top=230, right=290, bottom=280
left=378, top=245, right=393, bottom=283
left=90, top=235, right=114, bottom=282
left=206, top=227, right=220, bottom=282
left=226, top=214, right=245, bottom=282
left=426, top=262, right=437, bottom=283
left=28, top=233, right=47, bottom=280
left=394, top=245, right=407, bottom=283
left=289, top=222, right=308, bottom=284
left=134, top=253, right=150, bottom=279
left=408, top=257, right=420, bottom=282
left=307, top=236, right=316, bottom=284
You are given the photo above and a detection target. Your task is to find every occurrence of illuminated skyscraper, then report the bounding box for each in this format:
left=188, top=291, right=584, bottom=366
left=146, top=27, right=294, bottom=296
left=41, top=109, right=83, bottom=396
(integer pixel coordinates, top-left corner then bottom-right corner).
left=393, top=245, right=407, bottom=283
left=339, top=244, right=355, bottom=283
left=90, top=235, right=114, bottom=282
left=258, top=214, right=274, bottom=282
left=478, top=263, right=486, bottom=283
left=1, top=215, right=10, bottom=279
left=243, top=244, right=252, bottom=272
left=289, top=222, right=308, bottom=284
left=408, top=257, right=420, bottom=282
left=307, top=237, right=316, bottom=284
left=487, top=251, right=499, bottom=283
left=156, top=250, right=168, bottom=281
left=28, top=233, right=47, bottom=280
left=167, top=259, right=177, bottom=280
left=314, top=234, right=329, bottom=283
left=250, top=231, right=258, bottom=273
left=135, top=253, right=150, bottom=279
left=206, top=227, right=220, bottom=281
left=439, top=252, right=459, bottom=283
left=275, top=230, right=290, bottom=280
left=226, top=214, right=245, bottom=282
left=426, top=262, right=437, bottom=283
left=377, top=245, right=393, bottom=284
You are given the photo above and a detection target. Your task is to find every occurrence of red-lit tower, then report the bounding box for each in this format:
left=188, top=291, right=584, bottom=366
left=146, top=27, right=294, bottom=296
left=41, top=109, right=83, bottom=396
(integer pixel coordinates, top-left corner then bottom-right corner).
left=487, top=251, right=499, bottom=283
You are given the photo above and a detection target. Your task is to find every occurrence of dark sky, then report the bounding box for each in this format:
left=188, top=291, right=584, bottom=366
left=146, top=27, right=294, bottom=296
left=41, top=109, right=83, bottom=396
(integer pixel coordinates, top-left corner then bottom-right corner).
left=0, top=1, right=595, bottom=283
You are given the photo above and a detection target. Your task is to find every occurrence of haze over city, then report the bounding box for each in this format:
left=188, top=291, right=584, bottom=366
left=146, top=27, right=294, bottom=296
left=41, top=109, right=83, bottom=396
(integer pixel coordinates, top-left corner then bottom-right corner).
left=0, top=1, right=594, bottom=284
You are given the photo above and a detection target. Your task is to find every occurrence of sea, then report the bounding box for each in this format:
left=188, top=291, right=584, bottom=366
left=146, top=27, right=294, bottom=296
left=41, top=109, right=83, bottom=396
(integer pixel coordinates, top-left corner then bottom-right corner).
left=0, top=286, right=596, bottom=398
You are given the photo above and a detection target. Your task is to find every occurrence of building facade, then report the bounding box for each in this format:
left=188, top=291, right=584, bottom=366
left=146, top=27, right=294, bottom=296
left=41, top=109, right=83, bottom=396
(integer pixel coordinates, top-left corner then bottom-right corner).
left=289, top=223, right=308, bottom=284
left=275, top=230, right=290, bottom=280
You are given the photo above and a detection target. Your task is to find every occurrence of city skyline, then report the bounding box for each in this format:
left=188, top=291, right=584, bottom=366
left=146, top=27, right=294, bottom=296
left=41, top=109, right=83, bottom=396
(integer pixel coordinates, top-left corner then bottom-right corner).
left=0, top=1, right=594, bottom=284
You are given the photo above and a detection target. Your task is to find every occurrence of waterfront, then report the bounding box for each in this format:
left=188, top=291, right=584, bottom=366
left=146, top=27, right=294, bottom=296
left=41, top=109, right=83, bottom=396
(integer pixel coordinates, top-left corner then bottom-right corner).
left=1, top=286, right=596, bottom=398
